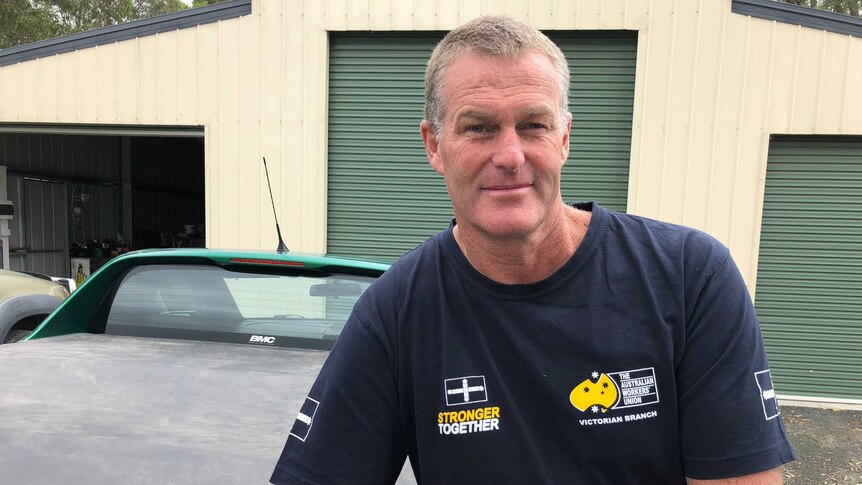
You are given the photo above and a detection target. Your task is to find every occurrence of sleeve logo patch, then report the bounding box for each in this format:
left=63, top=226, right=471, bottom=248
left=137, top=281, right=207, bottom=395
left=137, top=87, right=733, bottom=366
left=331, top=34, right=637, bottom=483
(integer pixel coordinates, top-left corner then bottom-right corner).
left=444, top=375, right=488, bottom=406
left=289, top=397, right=320, bottom=442
left=754, top=370, right=780, bottom=420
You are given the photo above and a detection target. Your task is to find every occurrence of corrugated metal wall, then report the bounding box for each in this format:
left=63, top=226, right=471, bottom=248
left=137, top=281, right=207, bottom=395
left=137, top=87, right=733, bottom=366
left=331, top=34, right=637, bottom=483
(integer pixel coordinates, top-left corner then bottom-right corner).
left=0, top=0, right=861, bottom=293
left=0, top=133, right=121, bottom=275
left=0, top=133, right=119, bottom=181
left=629, top=0, right=862, bottom=293
left=3, top=176, right=121, bottom=277
left=6, top=177, right=67, bottom=275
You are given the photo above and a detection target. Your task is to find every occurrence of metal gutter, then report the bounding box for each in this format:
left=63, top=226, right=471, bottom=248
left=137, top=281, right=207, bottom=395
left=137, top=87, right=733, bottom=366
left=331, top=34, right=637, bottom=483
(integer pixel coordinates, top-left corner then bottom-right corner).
left=0, top=123, right=204, bottom=137
left=732, top=0, right=862, bottom=38
left=0, top=0, right=252, bottom=68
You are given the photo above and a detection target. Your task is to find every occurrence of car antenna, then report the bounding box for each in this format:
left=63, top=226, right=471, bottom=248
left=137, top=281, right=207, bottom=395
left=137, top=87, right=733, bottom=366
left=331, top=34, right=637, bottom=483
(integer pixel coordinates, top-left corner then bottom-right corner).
left=262, top=157, right=289, bottom=254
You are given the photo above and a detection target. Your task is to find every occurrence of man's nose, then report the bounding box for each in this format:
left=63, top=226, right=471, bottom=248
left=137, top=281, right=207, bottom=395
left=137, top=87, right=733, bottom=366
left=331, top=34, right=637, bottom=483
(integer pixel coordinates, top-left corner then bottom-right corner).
left=490, top=127, right=526, bottom=172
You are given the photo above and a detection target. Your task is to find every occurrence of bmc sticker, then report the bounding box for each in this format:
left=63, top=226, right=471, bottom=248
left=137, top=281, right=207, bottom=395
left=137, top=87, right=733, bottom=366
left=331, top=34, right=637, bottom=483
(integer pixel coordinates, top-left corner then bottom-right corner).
left=249, top=335, right=276, bottom=345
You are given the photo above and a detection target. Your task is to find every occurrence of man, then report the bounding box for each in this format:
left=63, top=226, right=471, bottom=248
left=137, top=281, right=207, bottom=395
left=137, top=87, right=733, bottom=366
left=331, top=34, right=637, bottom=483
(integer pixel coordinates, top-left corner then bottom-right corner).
left=272, top=16, right=795, bottom=484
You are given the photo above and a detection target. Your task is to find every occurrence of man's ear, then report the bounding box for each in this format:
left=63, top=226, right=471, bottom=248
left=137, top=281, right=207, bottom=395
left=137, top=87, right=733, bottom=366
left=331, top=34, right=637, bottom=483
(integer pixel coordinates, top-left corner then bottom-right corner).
left=420, top=120, right=445, bottom=176
left=560, top=112, right=572, bottom=164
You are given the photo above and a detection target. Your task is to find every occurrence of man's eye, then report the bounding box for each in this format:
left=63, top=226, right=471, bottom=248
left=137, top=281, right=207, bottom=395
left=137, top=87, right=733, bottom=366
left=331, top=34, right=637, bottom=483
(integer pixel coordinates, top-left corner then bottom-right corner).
left=466, top=125, right=486, bottom=133
left=522, top=122, right=547, bottom=130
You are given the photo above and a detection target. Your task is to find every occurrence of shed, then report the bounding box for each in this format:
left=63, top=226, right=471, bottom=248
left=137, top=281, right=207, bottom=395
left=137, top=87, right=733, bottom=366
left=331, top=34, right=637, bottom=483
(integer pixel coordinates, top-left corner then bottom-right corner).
left=0, top=0, right=860, bottom=404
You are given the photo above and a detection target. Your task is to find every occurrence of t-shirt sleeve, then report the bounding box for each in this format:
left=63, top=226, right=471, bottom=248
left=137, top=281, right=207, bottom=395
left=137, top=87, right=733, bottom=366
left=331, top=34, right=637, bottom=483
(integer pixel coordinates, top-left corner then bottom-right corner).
left=270, top=310, right=407, bottom=484
left=676, top=241, right=796, bottom=479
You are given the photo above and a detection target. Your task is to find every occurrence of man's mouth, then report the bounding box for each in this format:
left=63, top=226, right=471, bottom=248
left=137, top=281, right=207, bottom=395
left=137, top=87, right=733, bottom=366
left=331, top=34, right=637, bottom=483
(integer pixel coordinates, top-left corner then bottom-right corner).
left=483, top=183, right=532, bottom=192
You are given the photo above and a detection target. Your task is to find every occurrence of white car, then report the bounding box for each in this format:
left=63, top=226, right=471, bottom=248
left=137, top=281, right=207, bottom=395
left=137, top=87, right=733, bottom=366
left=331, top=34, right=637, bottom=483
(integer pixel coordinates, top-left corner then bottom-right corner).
left=0, top=269, right=68, bottom=343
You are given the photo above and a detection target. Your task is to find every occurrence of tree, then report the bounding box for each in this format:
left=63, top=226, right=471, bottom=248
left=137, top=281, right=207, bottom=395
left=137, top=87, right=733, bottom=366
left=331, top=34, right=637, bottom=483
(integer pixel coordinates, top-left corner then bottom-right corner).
left=779, top=0, right=861, bottom=17
left=192, top=0, right=223, bottom=7
left=0, top=0, right=228, bottom=50
left=0, top=0, right=66, bottom=49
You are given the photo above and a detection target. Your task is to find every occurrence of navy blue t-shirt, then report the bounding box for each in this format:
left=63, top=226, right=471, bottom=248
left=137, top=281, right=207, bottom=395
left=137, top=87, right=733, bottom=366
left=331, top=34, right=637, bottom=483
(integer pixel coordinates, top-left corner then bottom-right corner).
left=272, top=202, right=795, bottom=484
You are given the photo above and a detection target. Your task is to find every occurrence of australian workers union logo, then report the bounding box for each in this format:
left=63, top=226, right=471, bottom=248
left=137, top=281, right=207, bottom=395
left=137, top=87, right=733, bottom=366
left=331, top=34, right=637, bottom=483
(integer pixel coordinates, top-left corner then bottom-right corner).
left=570, top=367, right=660, bottom=425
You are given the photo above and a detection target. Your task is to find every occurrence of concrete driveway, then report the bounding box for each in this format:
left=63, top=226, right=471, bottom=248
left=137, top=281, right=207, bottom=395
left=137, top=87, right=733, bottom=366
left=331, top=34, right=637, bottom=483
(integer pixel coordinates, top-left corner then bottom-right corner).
left=781, top=405, right=862, bottom=485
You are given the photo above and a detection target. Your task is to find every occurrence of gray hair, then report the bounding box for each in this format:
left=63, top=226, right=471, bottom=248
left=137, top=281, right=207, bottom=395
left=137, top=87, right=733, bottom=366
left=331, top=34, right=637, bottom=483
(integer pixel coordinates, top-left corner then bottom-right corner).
left=424, top=15, right=570, bottom=136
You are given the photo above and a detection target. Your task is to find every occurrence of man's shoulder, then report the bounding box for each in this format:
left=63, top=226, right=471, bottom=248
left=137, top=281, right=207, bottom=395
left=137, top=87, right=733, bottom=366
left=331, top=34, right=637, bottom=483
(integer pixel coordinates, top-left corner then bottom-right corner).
left=593, top=206, right=731, bottom=273
left=361, top=228, right=450, bottom=297
left=349, top=228, right=452, bottom=330
left=607, top=208, right=725, bottom=248
left=387, top=227, right=450, bottom=274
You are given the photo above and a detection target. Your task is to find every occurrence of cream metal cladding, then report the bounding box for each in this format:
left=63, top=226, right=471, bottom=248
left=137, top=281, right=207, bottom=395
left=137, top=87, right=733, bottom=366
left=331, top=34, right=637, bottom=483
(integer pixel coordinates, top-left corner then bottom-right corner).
left=1, top=0, right=862, bottom=295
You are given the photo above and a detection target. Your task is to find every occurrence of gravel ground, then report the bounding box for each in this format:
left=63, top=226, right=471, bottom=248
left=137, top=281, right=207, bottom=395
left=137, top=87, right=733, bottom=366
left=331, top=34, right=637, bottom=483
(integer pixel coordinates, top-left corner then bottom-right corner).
left=782, top=406, right=862, bottom=485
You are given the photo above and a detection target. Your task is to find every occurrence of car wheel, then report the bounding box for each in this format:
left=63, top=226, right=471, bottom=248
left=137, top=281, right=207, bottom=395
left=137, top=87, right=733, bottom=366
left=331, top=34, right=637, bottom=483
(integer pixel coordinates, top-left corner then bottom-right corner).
left=3, top=328, right=32, bottom=343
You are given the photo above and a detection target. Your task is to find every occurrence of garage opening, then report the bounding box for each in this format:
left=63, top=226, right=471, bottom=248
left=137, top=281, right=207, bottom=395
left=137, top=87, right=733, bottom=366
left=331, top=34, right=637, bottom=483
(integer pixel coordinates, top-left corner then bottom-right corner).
left=0, top=125, right=205, bottom=282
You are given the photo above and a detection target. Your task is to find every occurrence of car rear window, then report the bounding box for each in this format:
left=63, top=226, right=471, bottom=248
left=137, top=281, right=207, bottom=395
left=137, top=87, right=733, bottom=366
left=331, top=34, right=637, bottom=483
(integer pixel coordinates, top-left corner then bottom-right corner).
left=105, top=264, right=376, bottom=349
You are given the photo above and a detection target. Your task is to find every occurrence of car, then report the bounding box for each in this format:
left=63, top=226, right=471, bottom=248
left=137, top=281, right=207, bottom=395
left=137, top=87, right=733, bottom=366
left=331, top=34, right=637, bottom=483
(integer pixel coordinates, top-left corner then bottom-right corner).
left=0, top=248, right=416, bottom=484
left=0, top=268, right=69, bottom=343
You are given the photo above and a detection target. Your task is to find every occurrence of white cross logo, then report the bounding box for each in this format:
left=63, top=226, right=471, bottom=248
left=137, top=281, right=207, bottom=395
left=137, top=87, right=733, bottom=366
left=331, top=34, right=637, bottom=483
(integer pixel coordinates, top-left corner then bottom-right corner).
left=444, top=375, right=488, bottom=406
left=447, top=378, right=485, bottom=402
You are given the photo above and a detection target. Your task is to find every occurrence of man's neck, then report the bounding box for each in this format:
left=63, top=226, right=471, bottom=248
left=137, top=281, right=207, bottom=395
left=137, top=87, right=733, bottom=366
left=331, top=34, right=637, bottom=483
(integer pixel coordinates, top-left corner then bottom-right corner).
left=453, top=205, right=592, bottom=285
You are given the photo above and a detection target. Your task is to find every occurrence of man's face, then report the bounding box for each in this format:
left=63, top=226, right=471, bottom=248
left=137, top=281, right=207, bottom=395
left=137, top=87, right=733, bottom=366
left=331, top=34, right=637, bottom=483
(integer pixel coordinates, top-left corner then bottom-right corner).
left=421, top=51, right=571, bottom=241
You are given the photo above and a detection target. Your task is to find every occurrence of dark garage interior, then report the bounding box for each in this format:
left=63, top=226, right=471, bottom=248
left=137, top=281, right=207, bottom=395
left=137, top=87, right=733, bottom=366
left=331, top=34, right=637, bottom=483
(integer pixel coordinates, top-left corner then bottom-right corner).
left=0, top=130, right=204, bottom=281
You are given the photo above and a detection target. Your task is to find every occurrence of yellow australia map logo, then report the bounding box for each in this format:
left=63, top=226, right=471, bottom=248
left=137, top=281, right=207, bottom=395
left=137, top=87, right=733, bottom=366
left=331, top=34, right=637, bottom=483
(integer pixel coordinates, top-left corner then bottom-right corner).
left=570, top=372, right=619, bottom=413
left=569, top=367, right=659, bottom=414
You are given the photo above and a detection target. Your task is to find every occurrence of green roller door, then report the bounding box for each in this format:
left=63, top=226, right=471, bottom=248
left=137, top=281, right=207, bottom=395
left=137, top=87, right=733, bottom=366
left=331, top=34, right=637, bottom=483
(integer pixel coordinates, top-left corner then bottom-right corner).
left=559, top=32, right=636, bottom=211
left=327, top=33, right=445, bottom=261
left=327, top=31, right=637, bottom=261
left=755, top=136, right=862, bottom=401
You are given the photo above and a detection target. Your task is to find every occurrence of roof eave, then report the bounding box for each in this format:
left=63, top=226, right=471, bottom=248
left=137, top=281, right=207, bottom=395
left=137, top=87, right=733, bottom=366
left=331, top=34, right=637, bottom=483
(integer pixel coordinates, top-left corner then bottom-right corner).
left=732, top=0, right=862, bottom=38
left=0, top=0, right=252, bottom=68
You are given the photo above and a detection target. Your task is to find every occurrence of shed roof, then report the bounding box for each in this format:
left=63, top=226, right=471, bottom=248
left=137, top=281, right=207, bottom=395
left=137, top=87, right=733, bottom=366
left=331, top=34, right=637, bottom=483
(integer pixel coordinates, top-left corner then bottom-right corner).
left=732, top=0, right=862, bottom=38
left=3, top=0, right=860, bottom=69
left=0, top=0, right=252, bottom=68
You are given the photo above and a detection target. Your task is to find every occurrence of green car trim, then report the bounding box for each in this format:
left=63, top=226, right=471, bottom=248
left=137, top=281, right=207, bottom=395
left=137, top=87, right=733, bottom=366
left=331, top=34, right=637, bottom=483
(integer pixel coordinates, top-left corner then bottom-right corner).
left=27, top=248, right=389, bottom=341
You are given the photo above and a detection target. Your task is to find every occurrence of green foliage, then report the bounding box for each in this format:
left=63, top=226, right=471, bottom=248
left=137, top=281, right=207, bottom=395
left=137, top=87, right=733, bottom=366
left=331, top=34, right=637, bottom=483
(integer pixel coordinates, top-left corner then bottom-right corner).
left=779, top=0, right=861, bottom=17
left=0, top=0, right=226, bottom=50
left=191, top=0, right=224, bottom=7
left=0, top=0, right=66, bottom=48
